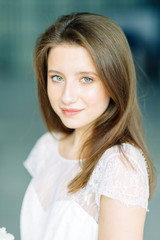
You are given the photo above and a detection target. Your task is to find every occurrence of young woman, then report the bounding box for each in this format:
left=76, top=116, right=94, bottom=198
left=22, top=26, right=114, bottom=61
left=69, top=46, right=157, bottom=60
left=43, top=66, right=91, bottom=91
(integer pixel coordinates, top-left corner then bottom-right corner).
left=20, top=12, right=154, bottom=240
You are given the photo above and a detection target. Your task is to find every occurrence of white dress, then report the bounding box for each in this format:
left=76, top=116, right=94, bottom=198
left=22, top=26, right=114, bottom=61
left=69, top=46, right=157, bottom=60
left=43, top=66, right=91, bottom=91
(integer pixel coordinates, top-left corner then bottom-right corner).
left=20, top=132, right=149, bottom=240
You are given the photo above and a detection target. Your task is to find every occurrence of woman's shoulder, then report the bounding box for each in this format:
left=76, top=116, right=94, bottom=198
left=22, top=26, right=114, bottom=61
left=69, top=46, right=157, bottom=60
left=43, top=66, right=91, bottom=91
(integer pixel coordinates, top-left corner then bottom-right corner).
left=34, top=131, right=60, bottom=146
left=24, top=131, right=60, bottom=177
left=102, top=143, right=148, bottom=173
left=90, top=142, right=149, bottom=185
left=90, top=143, right=149, bottom=210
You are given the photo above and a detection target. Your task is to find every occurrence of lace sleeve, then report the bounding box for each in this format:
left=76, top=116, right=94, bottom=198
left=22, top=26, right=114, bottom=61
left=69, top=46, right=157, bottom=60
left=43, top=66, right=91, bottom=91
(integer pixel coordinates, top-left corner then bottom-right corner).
left=24, top=132, right=54, bottom=177
left=97, top=143, right=149, bottom=211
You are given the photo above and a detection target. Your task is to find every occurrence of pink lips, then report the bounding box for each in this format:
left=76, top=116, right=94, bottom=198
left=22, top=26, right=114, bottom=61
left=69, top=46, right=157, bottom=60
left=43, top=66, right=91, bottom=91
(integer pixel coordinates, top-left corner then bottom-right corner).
left=61, top=108, right=84, bottom=116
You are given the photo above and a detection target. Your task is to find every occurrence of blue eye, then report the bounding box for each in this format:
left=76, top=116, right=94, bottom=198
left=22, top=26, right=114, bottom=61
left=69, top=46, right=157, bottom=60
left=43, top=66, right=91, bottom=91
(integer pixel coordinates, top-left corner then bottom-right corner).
left=52, top=75, right=63, bottom=82
left=81, top=77, right=93, bottom=83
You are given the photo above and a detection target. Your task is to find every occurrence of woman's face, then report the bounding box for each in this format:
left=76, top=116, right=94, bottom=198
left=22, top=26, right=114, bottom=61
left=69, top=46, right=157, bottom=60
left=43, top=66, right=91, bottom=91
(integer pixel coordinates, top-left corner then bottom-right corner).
left=47, top=43, right=110, bottom=131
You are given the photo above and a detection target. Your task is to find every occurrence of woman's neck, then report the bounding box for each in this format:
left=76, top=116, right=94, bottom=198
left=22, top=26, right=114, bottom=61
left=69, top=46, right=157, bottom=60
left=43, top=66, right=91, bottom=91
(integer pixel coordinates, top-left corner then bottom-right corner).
left=59, top=127, right=92, bottom=160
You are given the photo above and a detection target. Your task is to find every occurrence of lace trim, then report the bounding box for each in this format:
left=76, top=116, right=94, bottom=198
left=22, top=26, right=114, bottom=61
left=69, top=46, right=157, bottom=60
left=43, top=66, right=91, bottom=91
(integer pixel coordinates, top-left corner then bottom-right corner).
left=25, top=133, right=149, bottom=223
left=88, top=143, right=149, bottom=214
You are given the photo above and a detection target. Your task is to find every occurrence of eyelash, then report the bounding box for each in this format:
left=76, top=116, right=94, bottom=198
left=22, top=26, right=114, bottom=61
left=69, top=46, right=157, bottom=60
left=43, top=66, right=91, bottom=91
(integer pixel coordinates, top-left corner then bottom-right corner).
left=51, top=75, right=63, bottom=82
left=81, top=77, right=93, bottom=84
left=50, top=75, right=93, bottom=84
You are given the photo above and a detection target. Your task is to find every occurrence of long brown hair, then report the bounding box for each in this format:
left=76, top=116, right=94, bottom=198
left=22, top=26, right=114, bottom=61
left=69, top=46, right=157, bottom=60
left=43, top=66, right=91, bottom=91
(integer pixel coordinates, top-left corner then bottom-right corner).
left=34, top=12, right=155, bottom=199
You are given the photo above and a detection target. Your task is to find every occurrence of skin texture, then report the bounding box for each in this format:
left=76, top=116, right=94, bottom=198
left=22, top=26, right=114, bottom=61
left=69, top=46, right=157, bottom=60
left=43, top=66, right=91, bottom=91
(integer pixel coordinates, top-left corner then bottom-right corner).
left=98, top=196, right=146, bottom=240
left=47, top=44, right=110, bottom=131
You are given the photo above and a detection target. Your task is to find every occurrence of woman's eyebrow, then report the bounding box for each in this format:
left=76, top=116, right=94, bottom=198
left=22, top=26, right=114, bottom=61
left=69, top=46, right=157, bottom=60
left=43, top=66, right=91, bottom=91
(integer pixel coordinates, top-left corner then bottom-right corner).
left=76, top=71, right=98, bottom=77
left=48, top=69, right=98, bottom=77
left=48, top=69, right=62, bottom=74
left=48, top=69, right=98, bottom=76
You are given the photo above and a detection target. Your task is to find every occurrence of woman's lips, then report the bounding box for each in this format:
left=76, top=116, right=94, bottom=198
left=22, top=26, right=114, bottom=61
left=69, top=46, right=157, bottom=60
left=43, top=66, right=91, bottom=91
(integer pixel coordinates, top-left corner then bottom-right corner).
left=61, top=108, right=84, bottom=116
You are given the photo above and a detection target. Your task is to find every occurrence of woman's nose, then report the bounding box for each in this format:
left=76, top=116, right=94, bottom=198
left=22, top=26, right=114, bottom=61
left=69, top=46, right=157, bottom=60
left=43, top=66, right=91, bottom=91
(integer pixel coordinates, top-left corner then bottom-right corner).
left=61, top=81, right=78, bottom=105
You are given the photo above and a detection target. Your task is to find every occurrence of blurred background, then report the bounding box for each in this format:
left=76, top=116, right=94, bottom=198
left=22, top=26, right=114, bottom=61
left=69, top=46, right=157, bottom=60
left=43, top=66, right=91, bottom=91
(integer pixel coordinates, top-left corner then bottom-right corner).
left=0, top=0, right=159, bottom=239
